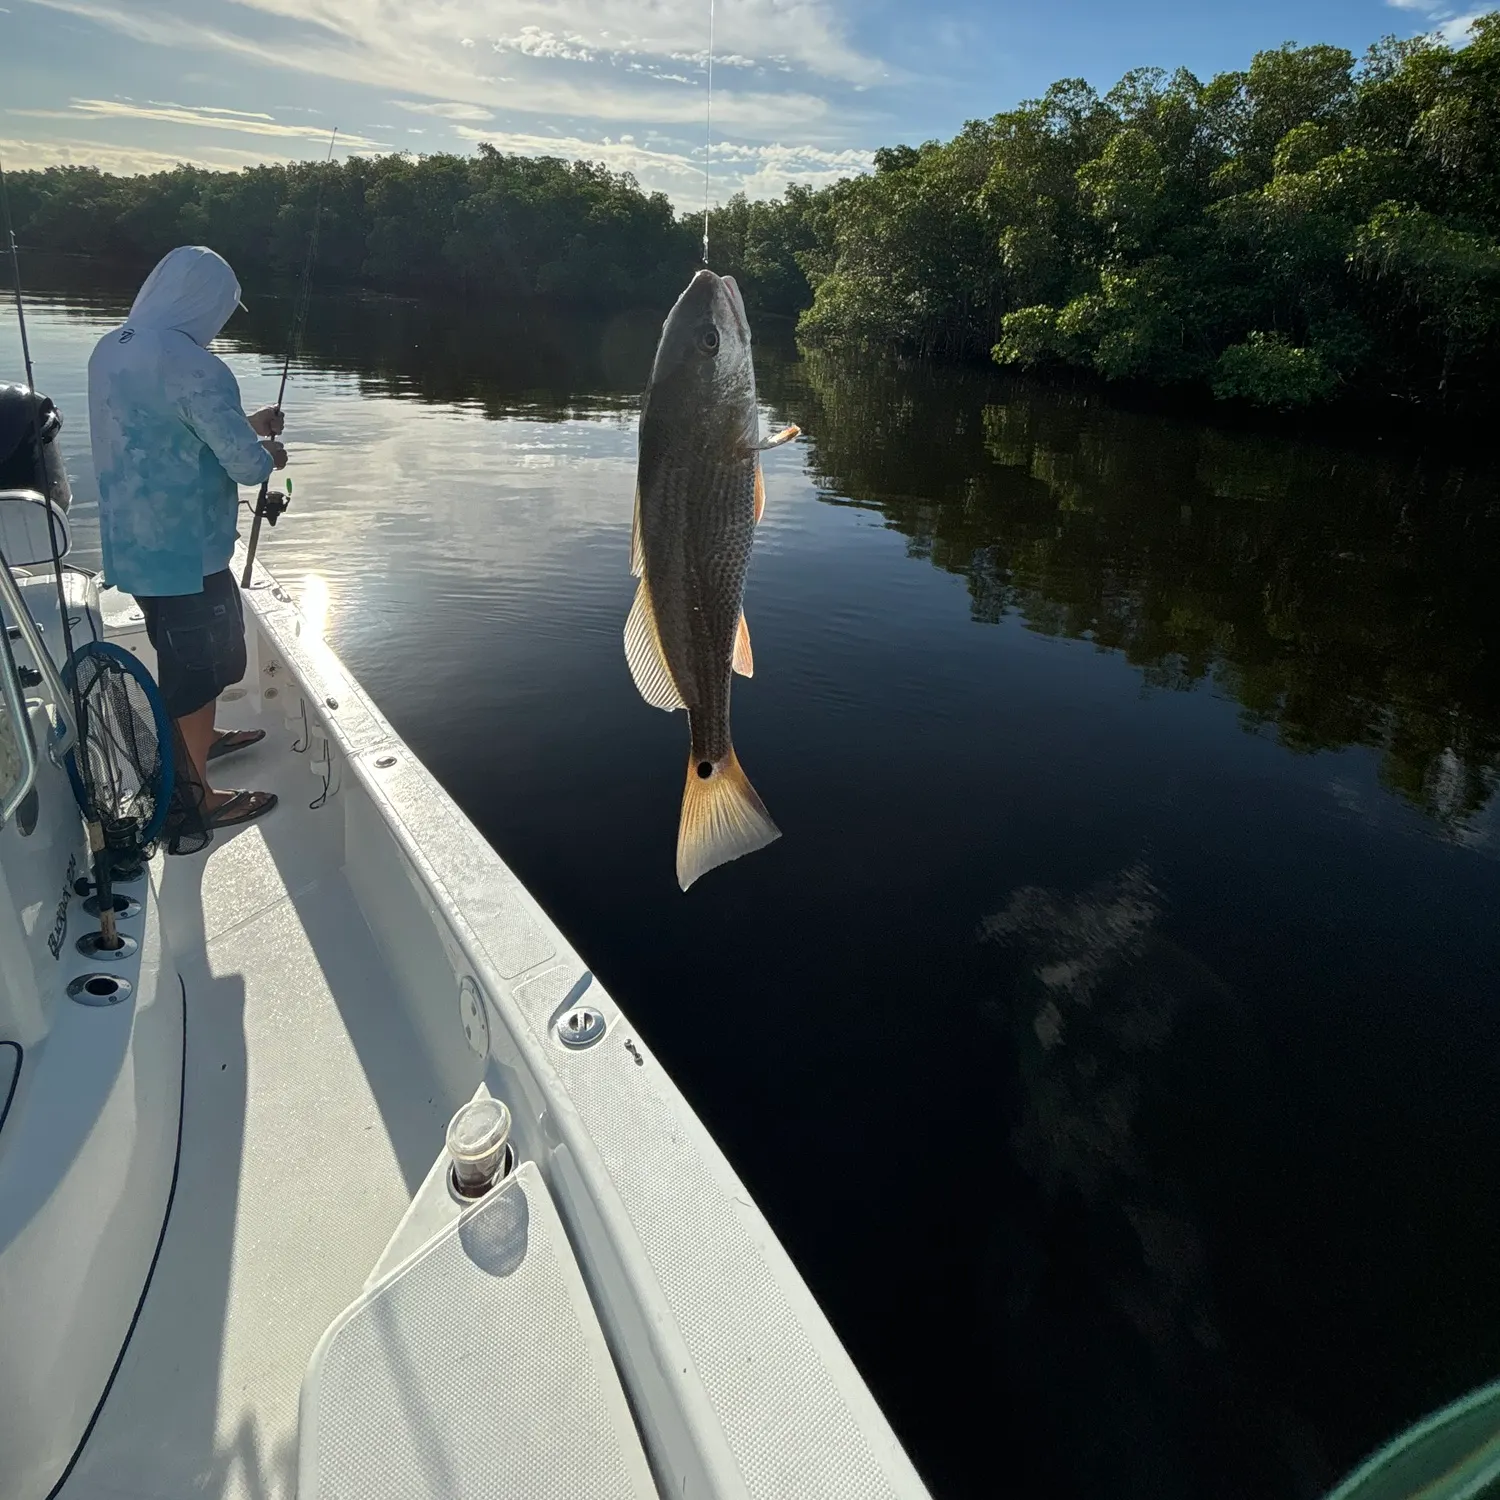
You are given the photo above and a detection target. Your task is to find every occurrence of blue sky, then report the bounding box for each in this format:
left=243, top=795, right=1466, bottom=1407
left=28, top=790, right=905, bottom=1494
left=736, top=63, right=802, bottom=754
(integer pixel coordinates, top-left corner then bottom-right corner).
left=0, top=0, right=1485, bottom=205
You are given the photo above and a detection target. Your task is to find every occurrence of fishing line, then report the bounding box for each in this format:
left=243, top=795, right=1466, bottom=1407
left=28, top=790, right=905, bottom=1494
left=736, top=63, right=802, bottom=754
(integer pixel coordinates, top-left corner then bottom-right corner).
left=702, top=0, right=714, bottom=264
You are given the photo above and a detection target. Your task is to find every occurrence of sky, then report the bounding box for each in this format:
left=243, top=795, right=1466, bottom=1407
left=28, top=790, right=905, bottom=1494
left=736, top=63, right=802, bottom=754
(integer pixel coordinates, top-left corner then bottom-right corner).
left=0, top=0, right=1488, bottom=207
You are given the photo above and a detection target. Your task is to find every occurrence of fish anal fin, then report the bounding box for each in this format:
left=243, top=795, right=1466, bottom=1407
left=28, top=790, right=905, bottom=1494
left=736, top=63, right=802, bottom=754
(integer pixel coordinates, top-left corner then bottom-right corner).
left=630, top=485, right=645, bottom=577
left=733, top=611, right=754, bottom=677
left=677, top=747, right=780, bottom=890
left=624, top=582, right=685, bottom=711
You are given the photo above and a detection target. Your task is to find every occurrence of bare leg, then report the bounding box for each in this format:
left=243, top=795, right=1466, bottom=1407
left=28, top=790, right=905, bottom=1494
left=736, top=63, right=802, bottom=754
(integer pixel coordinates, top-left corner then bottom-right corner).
left=176, top=699, right=231, bottom=814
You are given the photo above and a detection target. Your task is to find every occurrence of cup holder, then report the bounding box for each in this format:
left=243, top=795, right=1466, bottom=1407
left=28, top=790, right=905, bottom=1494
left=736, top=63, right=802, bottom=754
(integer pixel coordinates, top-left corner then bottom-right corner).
left=76, top=931, right=138, bottom=961
left=83, top=893, right=142, bottom=919
left=68, top=973, right=134, bottom=1006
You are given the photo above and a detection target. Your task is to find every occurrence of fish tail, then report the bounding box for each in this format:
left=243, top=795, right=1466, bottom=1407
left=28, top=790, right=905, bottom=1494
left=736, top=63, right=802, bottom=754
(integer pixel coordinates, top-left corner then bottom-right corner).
left=676, top=745, right=780, bottom=890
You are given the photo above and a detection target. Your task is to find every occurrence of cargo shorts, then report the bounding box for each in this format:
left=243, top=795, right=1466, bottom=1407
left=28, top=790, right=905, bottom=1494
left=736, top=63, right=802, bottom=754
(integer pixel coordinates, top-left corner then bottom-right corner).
left=136, top=568, right=248, bottom=720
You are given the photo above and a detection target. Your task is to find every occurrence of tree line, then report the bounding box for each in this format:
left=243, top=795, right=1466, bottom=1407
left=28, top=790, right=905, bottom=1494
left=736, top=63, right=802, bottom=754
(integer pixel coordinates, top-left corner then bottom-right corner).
left=6, top=146, right=692, bottom=311
left=7, top=13, right=1499, bottom=409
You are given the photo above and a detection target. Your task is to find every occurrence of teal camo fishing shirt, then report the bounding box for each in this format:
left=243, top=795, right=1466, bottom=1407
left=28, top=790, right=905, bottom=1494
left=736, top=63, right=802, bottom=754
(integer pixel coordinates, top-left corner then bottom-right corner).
left=88, top=245, right=274, bottom=598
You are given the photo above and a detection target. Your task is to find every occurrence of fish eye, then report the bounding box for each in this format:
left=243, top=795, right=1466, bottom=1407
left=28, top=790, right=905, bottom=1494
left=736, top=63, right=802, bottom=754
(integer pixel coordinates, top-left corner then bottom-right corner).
left=698, top=326, right=720, bottom=355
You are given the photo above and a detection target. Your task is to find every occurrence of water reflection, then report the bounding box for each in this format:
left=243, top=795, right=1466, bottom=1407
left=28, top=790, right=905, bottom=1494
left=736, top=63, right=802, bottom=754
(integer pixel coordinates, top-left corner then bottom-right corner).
left=8, top=273, right=1500, bottom=1500
left=979, top=865, right=1324, bottom=1498
left=231, top=293, right=667, bottom=419
left=769, top=352, right=1500, bottom=835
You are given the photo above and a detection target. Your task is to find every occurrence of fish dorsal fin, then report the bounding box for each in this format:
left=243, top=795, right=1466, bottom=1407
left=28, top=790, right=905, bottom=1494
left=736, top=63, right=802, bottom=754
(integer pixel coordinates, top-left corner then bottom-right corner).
left=630, top=485, right=645, bottom=578
left=624, top=581, right=686, bottom=711
left=753, top=461, right=765, bottom=525
left=733, top=611, right=753, bottom=677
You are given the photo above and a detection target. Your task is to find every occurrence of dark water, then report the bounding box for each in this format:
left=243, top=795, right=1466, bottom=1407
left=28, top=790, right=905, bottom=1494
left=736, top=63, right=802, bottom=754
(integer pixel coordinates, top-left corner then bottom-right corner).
left=8, top=276, right=1500, bottom=1500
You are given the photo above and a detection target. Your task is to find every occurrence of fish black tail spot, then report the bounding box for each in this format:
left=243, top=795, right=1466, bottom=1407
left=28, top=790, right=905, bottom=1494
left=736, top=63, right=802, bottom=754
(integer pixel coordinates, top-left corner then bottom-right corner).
left=677, top=747, right=780, bottom=890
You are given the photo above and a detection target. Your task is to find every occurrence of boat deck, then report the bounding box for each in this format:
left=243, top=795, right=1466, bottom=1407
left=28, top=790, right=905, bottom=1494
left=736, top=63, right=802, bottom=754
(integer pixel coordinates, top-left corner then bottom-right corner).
left=9, top=562, right=932, bottom=1500
left=58, top=699, right=459, bottom=1500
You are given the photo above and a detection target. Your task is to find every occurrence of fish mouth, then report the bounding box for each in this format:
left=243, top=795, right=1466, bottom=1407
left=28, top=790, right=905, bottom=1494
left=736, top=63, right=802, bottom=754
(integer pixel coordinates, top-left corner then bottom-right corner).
left=720, top=274, right=749, bottom=338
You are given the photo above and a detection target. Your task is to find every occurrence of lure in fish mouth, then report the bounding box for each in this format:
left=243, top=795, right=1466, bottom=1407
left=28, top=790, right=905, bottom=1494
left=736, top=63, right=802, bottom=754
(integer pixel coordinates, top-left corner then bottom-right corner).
left=625, top=269, right=798, bottom=890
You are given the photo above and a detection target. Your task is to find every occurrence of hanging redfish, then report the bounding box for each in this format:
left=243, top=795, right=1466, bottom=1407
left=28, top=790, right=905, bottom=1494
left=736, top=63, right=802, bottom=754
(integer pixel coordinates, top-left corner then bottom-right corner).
left=625, top=269, right=797, bottom=889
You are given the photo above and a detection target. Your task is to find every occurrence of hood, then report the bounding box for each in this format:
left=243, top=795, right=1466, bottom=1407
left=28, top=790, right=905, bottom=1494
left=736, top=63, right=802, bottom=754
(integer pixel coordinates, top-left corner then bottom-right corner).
left=127, top=245, right=245, bottom=346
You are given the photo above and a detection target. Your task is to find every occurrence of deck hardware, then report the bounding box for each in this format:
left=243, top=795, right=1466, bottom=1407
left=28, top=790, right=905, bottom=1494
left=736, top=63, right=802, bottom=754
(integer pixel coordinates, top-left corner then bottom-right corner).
left=325, top=696, right=338, bottom=710
left=558, top=1006, right=606, bottom=1050
left=264, top=686, right=279, bottom=700
left=83, top=892, right=141, bottom=919
left=68, top=973, right=132, bottom=1006
left=374, top=754, right=396, bottom=769
left=459, top=976, right=489, bottom=1057
left=445, top=1096, right=512, bottom=1199
left=290, top=698, right=310, bottom=752
left=75, top=930, right=137, bottom=961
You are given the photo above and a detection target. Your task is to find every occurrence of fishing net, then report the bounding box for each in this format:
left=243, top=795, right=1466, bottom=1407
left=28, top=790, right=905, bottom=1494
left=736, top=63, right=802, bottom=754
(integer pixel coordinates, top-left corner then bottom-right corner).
left=63, top=642, right=181, bottom=858
left=162, top=723, right=213, bottom=857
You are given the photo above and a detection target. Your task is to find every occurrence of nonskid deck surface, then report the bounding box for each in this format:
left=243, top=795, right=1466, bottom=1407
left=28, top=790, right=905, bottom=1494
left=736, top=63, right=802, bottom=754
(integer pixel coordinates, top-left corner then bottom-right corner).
left=58, top=697, right=456, bottom=1500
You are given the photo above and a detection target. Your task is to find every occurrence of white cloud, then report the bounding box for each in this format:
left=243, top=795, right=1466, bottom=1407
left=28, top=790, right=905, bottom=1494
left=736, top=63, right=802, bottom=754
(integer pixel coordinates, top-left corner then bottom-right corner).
left=713, top=140, right=874, bottom=197
left=1437, top=11, right=1485, bottom=42
left=447, top=126, right=871, bottom=201
left=391, top=99, right=494, bottom=122
left=668, top=50, right=757, bottom=68
left=451, top=124, right=702, bottom=184
left=1382, top=0, right=1487, bottom=46
left=493, top=27, right=595, bottom=63
left=11, top=0, right=886, bottom=202
left=20, top=0, right=888, bottom=115
left=0, top=132, right=298, bottom=173
left=8, top=98, right=388, bottom=150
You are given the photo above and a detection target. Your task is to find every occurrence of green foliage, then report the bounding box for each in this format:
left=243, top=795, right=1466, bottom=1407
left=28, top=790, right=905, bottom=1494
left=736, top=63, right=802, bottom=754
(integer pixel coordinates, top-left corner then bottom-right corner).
left=1212, top=331, right=1338, bottom=406
left=6, top=150, right=695, bottom=311
left=800, top=11, right=1500, bottom=411
left=7, top=9, right=1500, bottom=408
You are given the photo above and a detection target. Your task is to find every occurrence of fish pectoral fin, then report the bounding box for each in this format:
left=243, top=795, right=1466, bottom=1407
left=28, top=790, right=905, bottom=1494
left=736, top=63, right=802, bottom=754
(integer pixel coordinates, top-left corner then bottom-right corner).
left=757, top=425, right=800, bottom=451
left=733, top=611, right=753, bottom=678
left=624, top=581, right=686, bottom=711
left=677, top=747, right=780, bottom=890
left=630, top=484, right=645, bottom=578
left=753, top=461, right=765, bottom=525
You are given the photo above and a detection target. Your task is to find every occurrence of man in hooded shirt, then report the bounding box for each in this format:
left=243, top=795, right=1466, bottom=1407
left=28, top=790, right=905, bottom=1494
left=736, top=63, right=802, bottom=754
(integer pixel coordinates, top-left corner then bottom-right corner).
left=89, top=244, right=285, bottom=833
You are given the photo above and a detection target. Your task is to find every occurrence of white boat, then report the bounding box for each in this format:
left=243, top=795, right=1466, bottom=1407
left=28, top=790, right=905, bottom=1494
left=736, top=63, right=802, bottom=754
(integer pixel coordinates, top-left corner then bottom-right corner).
left=0, top=484, right=932, bottom=1500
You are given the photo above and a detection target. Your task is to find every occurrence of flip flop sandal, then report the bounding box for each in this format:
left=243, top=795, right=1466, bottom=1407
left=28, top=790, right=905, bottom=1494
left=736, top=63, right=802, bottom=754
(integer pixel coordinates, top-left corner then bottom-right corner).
left=207, top=728, right=266, bottom=763
left=206, top=790, right=278, bottom=829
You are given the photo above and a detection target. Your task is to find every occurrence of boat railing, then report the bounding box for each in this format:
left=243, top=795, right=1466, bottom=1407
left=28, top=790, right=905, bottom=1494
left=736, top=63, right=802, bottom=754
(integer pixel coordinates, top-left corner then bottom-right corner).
left=0, top=569, right=38, bottom=827
left=0, top=492, right=78, bottom=761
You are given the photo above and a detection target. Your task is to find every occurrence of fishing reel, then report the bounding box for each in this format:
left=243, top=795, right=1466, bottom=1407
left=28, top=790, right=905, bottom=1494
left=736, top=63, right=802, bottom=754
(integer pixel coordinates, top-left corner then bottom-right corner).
left=258, top=486, right=291, bottom=527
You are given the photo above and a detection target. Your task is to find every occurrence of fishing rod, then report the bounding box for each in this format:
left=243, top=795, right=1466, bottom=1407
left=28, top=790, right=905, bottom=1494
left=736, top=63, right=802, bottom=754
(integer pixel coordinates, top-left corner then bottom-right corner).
left=241, top=126, right=337, bottom=588
left=1, top=156, right=123, bottom=943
